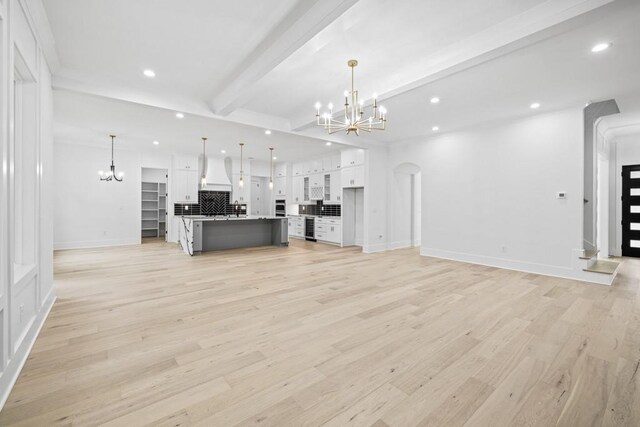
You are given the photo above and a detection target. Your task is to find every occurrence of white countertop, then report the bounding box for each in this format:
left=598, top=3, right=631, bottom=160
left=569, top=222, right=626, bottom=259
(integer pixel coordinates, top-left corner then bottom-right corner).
left=181, top=215, right=286, bottom=221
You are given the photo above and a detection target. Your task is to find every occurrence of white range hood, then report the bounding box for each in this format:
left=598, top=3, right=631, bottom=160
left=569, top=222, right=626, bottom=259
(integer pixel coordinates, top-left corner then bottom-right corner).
left=199, top=155, right=232, bottom=192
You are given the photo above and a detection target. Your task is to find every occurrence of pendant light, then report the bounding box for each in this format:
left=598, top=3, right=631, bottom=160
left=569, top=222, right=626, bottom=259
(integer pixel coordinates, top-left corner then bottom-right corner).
left=98, top=135, right=124, bottom=182
left=269, top=147, right=274, bottom=190
left=200, top=137, right=208, bottom=189
left=238, top=143, right=245, bottom=189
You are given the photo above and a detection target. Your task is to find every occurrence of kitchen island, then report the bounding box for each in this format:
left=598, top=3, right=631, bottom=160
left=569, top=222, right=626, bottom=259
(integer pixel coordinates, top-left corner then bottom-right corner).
left=178, top=216, right=289, bottom=256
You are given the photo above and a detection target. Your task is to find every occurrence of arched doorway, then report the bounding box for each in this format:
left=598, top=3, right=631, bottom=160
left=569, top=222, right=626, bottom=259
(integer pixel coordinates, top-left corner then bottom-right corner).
left=392, top=163, right=421, bottom=249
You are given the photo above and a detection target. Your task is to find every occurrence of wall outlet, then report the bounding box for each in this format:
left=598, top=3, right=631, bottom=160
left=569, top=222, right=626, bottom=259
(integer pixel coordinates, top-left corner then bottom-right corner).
left=19, top=304, right=24, bottom=323
left=557, top=192, right=567, bottom=199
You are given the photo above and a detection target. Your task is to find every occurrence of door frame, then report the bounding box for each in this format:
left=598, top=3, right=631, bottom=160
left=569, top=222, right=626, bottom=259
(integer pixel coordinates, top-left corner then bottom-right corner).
left=621, top=164, right=640, bottom=257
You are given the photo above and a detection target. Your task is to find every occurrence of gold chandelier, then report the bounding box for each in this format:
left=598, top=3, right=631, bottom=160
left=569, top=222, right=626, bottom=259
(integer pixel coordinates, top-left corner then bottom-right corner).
left=315, top=59, right=387, bottom=135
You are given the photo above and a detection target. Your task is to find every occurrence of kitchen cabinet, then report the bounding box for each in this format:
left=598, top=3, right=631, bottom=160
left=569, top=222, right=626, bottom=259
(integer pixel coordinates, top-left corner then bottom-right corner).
left=232, top=173, right=249, bottom=203
left=174, top=169, right=199, bottom=202
left=273, top=176, right=286, bottom=197
left=292, top=176, right=304, bottom=203
left=288, top=216, right=304, bottom=238
left=309, top=173, right=324, bottom=200
left=303, top=176, right=310, bottom=202
left=310, top=160, right=322, bottom=174
left=341, top=148, right=365, bottom=167
left=275, top=163, right=287, bottom=178
left=315, top=217, right=341, bottom=244
left=292, top=162, right=305, bottom=176
left=341, top=164, right=364, bottom=188
left=309, top=173, right=323, bottom=188
left=321, top=157, right=332, bottom=172
left=326, top=170, right=342, bottom=203
left=332, top=153, right=341, bottom=170
left=175, top=155, right=199, bottom=171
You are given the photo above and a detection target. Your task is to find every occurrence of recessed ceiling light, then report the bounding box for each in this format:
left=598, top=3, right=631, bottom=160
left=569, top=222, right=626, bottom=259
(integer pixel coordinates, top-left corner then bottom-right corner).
left=430, top=97, right=440, bottom=104
left=325, top=142, right=332, bottom=146
left=153, top=140, right=159, bottom=145
left=591, top=42, right=611, bottom=53
left=265, top=130, right=272, bottom=135
left=432, top=126, right=439, bottom=131
left=530, top=102, right=541, bottom=109
left=175, top=112, right=184, bottom=119
left=220, top=150, right=226, bottom=154
left=143, top=69, right=156, bottom=78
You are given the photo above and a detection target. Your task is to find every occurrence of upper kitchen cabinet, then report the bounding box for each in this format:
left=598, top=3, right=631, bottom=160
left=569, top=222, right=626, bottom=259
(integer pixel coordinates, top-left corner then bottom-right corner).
left=341, top=148, right=365, bottom=168
left=292, top=162, right=306, bottom=176
left=292, top=176, right=304, bottom=203
left=321, top=157, right=333, bottom=172
left=273, top=176, right=286, bottom=197
left=274, top=163, right=287, bottom=178
left=342, top=165, right=364, bottom=188
left=332, top=153, right=341, bottom=170
left=174, top=169, right=199, bottom=202
left=174, top=155, right=199, bottom=171
left=310, top=159, right=322, bottom=174
left=326, top=170, right=342, bottom=203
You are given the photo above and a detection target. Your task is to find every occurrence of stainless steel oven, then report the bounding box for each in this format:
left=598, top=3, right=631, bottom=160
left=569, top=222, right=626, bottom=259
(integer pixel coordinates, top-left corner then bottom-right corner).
left=275, top=199, right=286, bottom=217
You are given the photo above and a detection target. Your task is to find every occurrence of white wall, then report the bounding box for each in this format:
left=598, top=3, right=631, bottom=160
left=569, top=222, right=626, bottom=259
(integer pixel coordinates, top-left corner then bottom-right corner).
left=387, top=108, right=584, bottom=278
left=363, top=146, right=388, bottom=252
left=54, top=142, right=142, bottom=249
left=612, top=133, right=640, bottom=256
left=0, top=0, right=56, bottom=409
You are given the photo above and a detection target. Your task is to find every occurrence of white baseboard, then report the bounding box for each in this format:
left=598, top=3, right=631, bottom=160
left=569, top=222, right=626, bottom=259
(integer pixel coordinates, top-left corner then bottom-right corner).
left=420, top=247, right=614, bottom=285
left=363, top=242, right=388, bottom=253
left=0, top=289, right=56, bottom=411
left=387, top=240, right=422, bottom=250
left=54, top=237, right=141, bottom=250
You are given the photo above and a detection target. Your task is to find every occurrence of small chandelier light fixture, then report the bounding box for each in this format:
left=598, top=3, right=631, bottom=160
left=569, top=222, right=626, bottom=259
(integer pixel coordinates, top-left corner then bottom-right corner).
left=238, top=143, right=245, bottom=189
left=268, top=147, right=274, bottom=190
left=315, top=59, right=387, bottom=135
left=200, top=137, right=208, bottom=188
left=98, top=134, right=124, bottom=182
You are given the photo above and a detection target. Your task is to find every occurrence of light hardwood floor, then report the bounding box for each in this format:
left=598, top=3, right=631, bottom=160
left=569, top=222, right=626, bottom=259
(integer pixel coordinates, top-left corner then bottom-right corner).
left=1, top=239, right=639, bottom=426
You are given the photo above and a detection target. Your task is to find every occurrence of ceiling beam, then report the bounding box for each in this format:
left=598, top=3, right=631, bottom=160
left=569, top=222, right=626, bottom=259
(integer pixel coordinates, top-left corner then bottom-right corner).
left=290, top=0, right=615, bottom=132
left=210, top=0, right=360, bottom=117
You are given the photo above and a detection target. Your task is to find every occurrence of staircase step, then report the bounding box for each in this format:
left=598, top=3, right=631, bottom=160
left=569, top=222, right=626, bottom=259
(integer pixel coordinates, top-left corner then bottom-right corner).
left=583, top=260, right=619, bottom=275
left=579, top=249, right=599, bottom=260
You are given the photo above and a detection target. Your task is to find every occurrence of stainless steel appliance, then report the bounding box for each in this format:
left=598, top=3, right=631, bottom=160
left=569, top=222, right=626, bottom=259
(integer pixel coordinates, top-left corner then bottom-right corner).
left=275, top=199, right=286, bottom=217
left=305, top=217, right=315, bottom=241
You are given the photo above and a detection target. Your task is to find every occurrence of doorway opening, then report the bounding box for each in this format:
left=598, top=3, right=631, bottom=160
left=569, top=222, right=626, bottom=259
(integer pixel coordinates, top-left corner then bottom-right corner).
left=392, top=163, right=421, bottom=249
left=141, top=168, right=168, bottom=242
left=342, top=188, right=364, bottom=247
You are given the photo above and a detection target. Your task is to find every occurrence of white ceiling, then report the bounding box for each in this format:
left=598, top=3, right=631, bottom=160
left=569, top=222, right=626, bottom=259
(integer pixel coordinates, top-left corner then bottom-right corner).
left=43, top=0, right=299, bottom=106
left=41, top=0, right=640, bottom=150
left=53, top=90, right=346, bottom=162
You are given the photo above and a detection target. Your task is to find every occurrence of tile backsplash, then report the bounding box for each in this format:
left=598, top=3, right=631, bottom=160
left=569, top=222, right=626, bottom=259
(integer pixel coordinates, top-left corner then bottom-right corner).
left=174, top=191, right=246, bottom=216
left=298, top=201, right=341, bottom=217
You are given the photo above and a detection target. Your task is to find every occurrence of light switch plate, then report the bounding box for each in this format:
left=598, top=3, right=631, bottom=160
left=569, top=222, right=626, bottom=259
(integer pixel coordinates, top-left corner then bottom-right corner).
left=557, top=192, right=567, bottom=199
